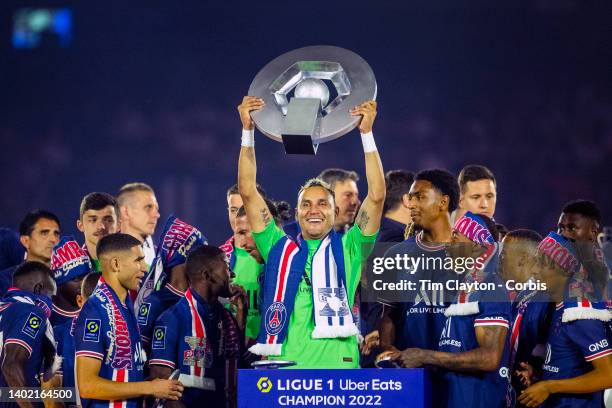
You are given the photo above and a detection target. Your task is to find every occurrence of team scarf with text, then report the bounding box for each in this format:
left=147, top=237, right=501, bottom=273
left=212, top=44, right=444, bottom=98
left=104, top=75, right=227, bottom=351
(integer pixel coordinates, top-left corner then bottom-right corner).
left=51, top=236, right=92, bottom=285
left=446, top=212, right=500, bottom=317
left=537, top=232, right=609, bottom=323
left=135, top=215, right=207, bottom=313
left=250, top=230, right=358, bottom=356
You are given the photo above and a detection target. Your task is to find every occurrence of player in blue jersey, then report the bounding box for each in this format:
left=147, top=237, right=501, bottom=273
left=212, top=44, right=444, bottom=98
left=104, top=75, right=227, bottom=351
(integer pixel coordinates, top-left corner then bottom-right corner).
left=149, top=245, right=245, bottom=408
left=498, top=229, right=555, bottom=398
left=386, top=212, right=513, bottom=408
left=53, top=271, right=101, bottom=392
left=0, top=261, right=58, bottom=408
left=377, top=169, right=459, bottom=352
left=518, top=232, right=612, bottom=408
left=0, top=210, right=60, bottom=297
left=74, top=233, right=183, bottom=408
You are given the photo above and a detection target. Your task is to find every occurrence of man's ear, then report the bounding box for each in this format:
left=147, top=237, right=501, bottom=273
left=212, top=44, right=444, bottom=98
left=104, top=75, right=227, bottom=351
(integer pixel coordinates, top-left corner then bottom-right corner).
left=440, top=195, right=449, bottom=213
left=19, top=236, right=30, bottom=251
left=33, top=281, right=43, bottom=295
left=76, top=219, right=84, bottom=233
left=458, top=195, right=465, bottom=210
left=119, top=205, right=130, bottom=223
left=111, top=257, right=120, bottom=273
left=76, top=293, right=85, bottom=308
left=335, top=206, right=340, bottom=217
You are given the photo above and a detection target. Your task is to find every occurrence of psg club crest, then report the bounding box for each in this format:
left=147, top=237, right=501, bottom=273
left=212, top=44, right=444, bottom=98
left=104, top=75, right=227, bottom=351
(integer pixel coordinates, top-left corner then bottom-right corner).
left=264, top=302, right=287, bottom=336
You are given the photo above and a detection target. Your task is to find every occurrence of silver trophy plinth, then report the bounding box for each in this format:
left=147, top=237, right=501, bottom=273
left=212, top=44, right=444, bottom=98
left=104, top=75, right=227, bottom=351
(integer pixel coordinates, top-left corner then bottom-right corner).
left=248, top=45, right=377, bottom=154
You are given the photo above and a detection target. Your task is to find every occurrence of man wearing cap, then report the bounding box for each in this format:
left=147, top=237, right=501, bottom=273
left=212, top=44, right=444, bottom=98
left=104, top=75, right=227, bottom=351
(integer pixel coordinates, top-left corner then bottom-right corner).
left=50, top=236, right=93, bottom=327
left=386, top=212, right=513, bottom=408
left=518, top=232, right=612, bottom=408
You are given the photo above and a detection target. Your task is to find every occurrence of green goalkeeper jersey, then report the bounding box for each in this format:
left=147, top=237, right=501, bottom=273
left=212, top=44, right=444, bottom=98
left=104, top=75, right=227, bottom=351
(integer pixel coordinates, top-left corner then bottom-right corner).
left=253, top=221, right=377, bottom=368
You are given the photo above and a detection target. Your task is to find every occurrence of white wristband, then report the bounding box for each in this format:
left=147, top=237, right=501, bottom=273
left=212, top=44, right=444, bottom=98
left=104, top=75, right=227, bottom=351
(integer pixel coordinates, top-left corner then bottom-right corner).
left=241, top=129, right=254, bottom=147
left=360, top=131, right=377, bottom=153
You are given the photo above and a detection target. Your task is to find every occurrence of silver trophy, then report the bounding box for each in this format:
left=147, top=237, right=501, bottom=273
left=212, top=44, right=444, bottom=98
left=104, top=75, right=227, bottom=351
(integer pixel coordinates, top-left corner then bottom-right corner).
left=248, top=45, right=377, bottom=154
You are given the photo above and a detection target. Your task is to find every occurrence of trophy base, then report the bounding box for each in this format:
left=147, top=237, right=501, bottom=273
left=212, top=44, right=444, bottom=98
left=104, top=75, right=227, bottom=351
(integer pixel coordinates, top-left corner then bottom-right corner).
left=281, top=134, right=319, bottom=155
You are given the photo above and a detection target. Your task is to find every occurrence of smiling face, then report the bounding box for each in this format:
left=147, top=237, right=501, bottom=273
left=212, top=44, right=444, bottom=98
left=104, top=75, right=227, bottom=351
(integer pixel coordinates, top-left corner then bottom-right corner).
left=297, top=186, right=337, bottom=240
left=116, top=245, right=147, bottom=291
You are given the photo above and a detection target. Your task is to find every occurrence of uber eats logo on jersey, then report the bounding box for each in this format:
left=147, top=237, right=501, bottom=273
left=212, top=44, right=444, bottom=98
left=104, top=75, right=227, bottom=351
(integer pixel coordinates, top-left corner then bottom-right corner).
left=22, top=313, right=42, bottom=338
left=257, top=377, right=273, bottom=393
left=84, top=319, right=101, bottom=342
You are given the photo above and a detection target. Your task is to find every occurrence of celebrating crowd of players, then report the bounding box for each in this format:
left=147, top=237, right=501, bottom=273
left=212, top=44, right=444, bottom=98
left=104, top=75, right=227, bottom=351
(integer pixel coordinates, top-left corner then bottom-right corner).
left=0, top=97, right=610, bottom=408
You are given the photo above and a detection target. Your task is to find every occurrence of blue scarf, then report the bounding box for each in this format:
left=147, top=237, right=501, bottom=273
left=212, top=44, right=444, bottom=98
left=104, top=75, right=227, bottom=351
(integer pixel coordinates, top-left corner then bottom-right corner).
left=250, top=230, right=358, bottom=356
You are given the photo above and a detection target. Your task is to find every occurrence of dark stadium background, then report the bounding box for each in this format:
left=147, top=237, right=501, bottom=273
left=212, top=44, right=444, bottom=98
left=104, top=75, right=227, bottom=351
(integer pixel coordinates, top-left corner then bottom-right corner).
left=1, top=0, right=610, bottom=245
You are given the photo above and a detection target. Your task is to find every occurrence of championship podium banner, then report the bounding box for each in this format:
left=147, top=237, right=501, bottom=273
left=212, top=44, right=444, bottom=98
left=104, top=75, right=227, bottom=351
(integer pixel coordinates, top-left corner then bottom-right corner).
left=238, top=369, right=430, bottom=408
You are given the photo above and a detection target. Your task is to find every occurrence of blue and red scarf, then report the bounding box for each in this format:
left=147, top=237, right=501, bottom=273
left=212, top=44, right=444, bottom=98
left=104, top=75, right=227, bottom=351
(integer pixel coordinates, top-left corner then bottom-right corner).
left=249, top=230, right=358, bottom=356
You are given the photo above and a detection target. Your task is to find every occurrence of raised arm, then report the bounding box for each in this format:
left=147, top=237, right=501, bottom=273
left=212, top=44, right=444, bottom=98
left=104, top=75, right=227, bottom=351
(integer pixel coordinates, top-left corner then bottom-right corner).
left=350, top=101, right=385, bottom=236
left=237, top=96, right=271, bottom=233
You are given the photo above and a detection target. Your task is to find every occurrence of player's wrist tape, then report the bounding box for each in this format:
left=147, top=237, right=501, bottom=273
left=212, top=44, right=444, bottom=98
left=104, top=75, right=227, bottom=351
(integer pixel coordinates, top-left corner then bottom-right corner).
left=241, top=129, right=255, bottom=147
left=360, top=131, right=377, bottom=152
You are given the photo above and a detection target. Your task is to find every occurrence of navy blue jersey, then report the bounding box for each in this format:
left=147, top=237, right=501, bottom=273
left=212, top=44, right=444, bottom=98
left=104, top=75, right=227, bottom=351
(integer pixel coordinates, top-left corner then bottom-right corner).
left=540, top=303, right=612, bottom=407
left=149, top=289, right=241, bottom=407
left=379, top=232, right=456, bottom=351
left=510, top=288, right=553, bottom=368
left=137, top=283, right=184, bottom=347
left=51, top=304, right=80, bottom=328
left=377, top=217, right=407, bottom=243
left=54, top=318, right=77, bottom=389
left=0, top=293, right=47, bottom=389
left=437, top=275, right=513, bottom=408
left=74, top=280, right=146, bottom=408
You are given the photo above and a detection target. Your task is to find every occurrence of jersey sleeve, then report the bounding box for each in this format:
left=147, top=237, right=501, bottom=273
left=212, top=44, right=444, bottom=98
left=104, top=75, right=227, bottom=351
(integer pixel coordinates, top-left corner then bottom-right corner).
left=252, top=221, right=285, bottom=263
left=343, top=224, right=378, bottom=260
left=4, top=306, right=45, bottom=357
left=474, top=275, right=511, bottom=329
left=565, top=319, right=612, bottom=362
left=148, top=309, right=179, bottom=369
left=74, top=303, right=105, bottom=361
left=52, top=322, right=68, bottom=375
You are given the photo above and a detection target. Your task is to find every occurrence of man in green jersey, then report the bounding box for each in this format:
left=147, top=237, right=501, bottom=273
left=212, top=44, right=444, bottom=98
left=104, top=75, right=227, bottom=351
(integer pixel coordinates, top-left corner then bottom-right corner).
left=236, top=96, right=385, bottom=368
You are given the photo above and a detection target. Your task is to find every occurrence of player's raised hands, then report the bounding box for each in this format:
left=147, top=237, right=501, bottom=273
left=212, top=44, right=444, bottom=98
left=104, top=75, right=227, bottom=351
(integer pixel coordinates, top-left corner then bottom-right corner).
left=237, top=96, right=265, bottom=130
left=350, top=100, right=377, bottom=134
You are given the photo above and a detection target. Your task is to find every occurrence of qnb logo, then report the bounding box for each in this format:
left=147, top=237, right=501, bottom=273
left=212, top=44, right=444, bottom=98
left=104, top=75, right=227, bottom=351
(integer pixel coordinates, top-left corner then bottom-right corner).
left=257, top=377, right=273, bottom=393
left=544, top=343, right=552, bottom=365
left=588, top=339, right=609, bottom=353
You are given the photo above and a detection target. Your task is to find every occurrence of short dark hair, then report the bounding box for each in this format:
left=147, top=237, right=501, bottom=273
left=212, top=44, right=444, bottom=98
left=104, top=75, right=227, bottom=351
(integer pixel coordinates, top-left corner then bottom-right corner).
left=505, top=229, right=543, bottom=244
left=414, top=169, right=459, bottom=213
left=81, top=272, right=102, bottom=299
left=562, top=200, right=601, bottom=224
left=19, top=210, right=61, bottom=237
left=384, top=170, right=415, bottom=214
left=458, top=165, right=496, bottom=194
left=185, top=245, right=225, bottom=281
left=298, top=178, right=336, bottom=204
left=12, top=261, right=53, bottom=287
left=79, top=192, right=118, bottom=219
left=318, top=168, right=359, bottom=190
left=96, top=233, right=142, bottom=258
left=226, top=183, right=266, bottom=198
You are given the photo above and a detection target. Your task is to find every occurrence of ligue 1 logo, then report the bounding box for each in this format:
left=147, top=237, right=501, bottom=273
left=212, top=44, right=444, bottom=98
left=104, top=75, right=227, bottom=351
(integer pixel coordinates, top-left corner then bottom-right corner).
left=264, top=302, right=287, bottom=336
left=257, top=377, right=273, bottom=393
